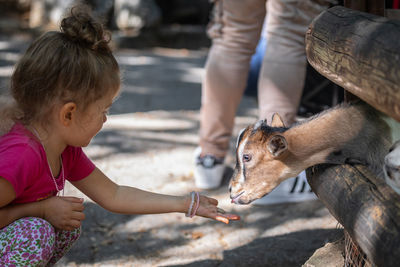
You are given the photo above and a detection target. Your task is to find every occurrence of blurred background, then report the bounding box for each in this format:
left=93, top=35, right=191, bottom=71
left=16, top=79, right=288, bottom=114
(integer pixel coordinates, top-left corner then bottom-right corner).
left=0, top=0, right=343, bottom=117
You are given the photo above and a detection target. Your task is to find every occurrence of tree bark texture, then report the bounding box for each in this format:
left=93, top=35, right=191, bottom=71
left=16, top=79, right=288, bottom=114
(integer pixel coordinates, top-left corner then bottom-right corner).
left=307, top=164, right=400, bottom=267
left=305, top=6, right=400, bottom=121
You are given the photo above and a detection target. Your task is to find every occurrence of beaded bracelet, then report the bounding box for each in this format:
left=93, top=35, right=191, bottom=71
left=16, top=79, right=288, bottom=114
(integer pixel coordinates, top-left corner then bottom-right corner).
left=190, top=191, right=200, bottom=218
left=185, top=191, right=196, bottom=217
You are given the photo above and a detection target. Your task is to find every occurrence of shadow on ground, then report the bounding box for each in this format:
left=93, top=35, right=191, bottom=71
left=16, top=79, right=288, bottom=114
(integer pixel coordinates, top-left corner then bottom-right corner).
left=165, top=228, right=343, bottom=267
left=63, top=200, right=342, bottom=266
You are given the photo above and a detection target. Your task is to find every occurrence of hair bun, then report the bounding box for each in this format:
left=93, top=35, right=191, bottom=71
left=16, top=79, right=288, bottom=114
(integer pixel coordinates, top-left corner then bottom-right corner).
left=60, top=5, right=110, bottom=51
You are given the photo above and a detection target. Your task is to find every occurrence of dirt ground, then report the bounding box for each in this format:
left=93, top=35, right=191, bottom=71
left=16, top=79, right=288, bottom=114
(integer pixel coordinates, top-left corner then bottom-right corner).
left=0, top=34, right=343, bottom=267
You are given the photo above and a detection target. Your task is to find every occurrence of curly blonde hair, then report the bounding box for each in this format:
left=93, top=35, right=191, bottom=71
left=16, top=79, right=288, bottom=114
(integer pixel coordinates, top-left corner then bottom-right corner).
left=9, top=4, right=120, bottom=127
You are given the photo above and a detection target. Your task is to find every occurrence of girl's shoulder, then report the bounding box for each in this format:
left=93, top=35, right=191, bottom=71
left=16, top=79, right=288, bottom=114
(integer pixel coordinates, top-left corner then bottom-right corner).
left=0, top=123, right=41, bottom=156
left=0, top=123, right=43, bottom=174
left=0, top=124, right=44, bottom=198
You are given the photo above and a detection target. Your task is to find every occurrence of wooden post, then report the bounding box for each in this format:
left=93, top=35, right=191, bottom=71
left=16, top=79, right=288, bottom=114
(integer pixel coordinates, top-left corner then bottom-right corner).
left=305, top=4, right=400, bottom=266
left=305, top=6, right=400, bottom=121
left=342, top=0, right=385, bottom=102
left=306, top=164, right=400, bottom=266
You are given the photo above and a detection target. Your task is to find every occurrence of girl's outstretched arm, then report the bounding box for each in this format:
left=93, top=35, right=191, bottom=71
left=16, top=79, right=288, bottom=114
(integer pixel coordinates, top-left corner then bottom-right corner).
left=71, top=168, right=240, bottom=223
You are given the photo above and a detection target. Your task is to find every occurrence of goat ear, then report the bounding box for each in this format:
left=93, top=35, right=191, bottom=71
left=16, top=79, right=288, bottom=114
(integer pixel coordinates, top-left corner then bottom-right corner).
left=267, top=135, right=288, bottom=157
left=271, top=113, right=285, bottom=128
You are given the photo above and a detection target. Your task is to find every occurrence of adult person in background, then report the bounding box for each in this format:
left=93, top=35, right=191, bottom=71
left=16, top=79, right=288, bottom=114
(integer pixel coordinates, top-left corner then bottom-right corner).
left=195, top=0, right=335, bottom=204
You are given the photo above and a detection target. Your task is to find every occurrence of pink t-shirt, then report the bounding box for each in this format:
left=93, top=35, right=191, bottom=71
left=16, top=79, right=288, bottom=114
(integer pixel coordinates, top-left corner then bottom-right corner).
left=0, top=123, right=96, bottom=204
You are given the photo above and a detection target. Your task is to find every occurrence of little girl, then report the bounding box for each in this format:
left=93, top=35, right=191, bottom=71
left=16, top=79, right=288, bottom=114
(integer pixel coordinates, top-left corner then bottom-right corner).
left=0, top=5, right=239, bottom=266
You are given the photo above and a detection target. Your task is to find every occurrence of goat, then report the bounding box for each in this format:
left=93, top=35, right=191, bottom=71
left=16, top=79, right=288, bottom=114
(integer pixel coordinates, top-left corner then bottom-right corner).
left=230, top=101, right=395, bottom=205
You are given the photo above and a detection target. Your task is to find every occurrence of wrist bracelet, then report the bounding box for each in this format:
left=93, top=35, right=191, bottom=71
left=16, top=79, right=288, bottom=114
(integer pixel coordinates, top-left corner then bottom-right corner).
left=190, top=191, right=200, bottom=218
left=185, top=191, right=195, bottom=217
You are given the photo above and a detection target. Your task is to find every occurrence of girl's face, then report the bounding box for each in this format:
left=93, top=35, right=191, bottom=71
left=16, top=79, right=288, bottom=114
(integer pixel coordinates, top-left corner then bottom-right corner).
left=70, top=89, right=119, bottom=147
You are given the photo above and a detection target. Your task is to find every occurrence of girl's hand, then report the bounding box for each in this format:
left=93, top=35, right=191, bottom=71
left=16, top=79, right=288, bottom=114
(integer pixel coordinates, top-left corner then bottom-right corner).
left=41, top=196, right=85, bottom=230
left=192, top=194, right=240, bottom=224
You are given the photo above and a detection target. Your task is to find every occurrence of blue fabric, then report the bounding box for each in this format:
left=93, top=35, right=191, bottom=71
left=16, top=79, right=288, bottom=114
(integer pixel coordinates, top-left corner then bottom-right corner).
left=244, top=36, right=267, bottom=97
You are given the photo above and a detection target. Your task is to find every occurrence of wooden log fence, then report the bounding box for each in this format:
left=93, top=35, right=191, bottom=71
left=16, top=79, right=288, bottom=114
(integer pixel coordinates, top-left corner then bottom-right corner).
left=306, top=6, right=400, bottom=121
left=305, top=5, right=400, bottom=266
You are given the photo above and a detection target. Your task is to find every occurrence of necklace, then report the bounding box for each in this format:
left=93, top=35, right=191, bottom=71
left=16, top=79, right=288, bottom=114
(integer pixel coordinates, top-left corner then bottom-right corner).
left=31, top=127, right=65, bottom=196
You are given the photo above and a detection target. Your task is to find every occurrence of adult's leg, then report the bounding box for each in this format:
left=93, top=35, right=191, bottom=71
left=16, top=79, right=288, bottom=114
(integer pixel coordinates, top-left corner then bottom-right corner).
left=0, top=217, right=55, bottom=266
left=253, top=0, right=330, bottom=205
left=199, top=0, right=266, bottom=158
left=258, top=0, right=330, bottom=125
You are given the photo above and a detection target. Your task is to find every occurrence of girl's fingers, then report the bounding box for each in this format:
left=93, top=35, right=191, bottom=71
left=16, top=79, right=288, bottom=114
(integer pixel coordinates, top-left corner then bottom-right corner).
left=222, top=213, right=241, bottom=220
left=217, top=208, right=225, bottom=214
left=71, top=211, right=85, bottom=221
left=215, top=215, right=230, bottom=224
left=61, top=196, right=84, bottom=203
left=71, top=202, right=85, bottom=212
left=214, top=213, right=241, bottom=224
left=68, top=219, right=82, bottom=229
left=197, top=194, right=240, bottom=223
left=215, top=207, right=240, bottom=220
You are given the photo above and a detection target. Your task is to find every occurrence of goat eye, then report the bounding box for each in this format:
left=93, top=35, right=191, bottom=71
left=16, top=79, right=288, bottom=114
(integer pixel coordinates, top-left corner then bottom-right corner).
left=243, top=154, right=252, bottom=162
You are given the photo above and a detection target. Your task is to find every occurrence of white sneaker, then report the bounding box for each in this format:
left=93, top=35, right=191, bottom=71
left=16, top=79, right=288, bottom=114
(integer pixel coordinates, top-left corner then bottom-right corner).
left=194, top=147, right=225, bottom=190
left=253, top=171, right=318, bottom=205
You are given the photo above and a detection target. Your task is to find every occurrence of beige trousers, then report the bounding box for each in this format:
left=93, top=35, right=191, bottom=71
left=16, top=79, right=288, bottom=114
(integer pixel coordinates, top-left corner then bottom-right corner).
left=199, top=0, right=331, bottom=158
